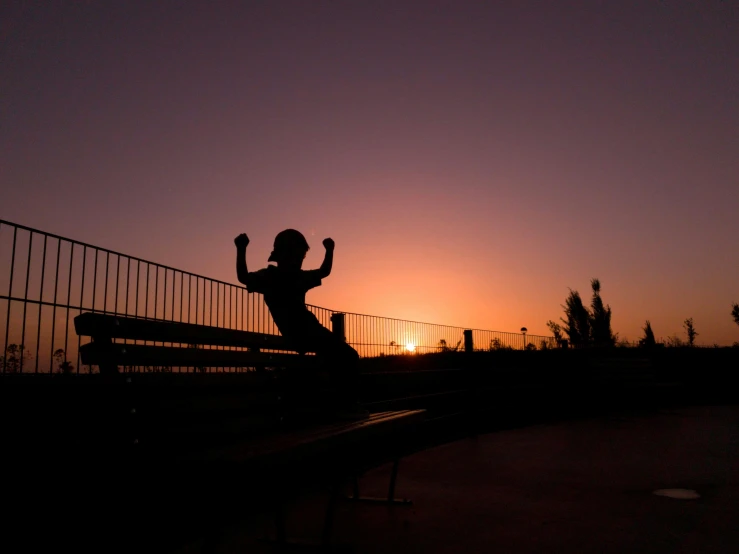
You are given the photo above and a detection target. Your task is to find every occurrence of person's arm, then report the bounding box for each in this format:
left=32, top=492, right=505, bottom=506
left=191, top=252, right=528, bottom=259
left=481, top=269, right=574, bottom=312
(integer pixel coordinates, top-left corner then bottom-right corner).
left=318, top=238, right=334, bottom=278
left=234, top=233, right=250, bottom=286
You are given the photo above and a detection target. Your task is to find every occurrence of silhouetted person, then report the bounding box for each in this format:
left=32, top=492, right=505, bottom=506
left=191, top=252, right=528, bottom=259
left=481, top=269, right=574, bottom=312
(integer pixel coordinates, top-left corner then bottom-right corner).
left=235, top=229, right=366, bottom=419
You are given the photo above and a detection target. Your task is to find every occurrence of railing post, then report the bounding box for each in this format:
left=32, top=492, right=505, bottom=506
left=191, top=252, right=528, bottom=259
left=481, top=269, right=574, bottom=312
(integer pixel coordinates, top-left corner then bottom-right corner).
left=463, top=330, right=473, bottom=353
left=331, top=313, right=346, bottom=342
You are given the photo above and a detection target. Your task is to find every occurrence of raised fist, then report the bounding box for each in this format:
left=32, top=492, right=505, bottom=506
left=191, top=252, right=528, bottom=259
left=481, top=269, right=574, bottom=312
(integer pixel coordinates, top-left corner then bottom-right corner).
left=234, top=233, right=250, bottom=248
left=322, top=238, right=335, bottom=250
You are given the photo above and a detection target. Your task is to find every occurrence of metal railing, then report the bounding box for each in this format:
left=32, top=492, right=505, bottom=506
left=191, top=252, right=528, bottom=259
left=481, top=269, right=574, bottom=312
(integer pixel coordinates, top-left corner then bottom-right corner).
left=0, top=219, right=555, bottom=373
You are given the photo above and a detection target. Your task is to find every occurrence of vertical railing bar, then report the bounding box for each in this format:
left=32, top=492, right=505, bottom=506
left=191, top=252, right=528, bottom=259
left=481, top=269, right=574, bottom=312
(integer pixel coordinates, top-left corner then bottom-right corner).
left=170, top=269, right=175, bottom=322
left=203, top=278, right=208, bottom=327
left=34, top=235, right=48, bottom=373
left=19, top=231, right=33, bottom=373
left=91, top=249, right=98, bottom=313
left=163, top=267, right=168, bottom=322
left=79, top=245, right=87, bottom=312
left=63, top=242, right=74, bottom=369
left=187, top=274, right=191, bottom=324
left=135, top=260, right=140, bottom=318
left=356, top=314, right=361, bottom=356
left=177, top=272, right=182, bottom=323
left=125, top=256, right=131, bottom=317
left=114, top=253, right=120, bottom=317
left=154, top=266, right=159, bottom=321
left=77, top=245, right=88, bottom=373
left=2, top=226, right=18, bottom=373
left=103, top=252, right=110, bottom=314
left=145, top=263, right=150, bottom=319
left=49, top=239, right=61, bottom=373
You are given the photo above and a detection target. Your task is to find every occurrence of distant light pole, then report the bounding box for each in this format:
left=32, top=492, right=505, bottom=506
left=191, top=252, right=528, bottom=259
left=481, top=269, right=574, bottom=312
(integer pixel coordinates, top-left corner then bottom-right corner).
left=520, top=327, right=527, bottom=350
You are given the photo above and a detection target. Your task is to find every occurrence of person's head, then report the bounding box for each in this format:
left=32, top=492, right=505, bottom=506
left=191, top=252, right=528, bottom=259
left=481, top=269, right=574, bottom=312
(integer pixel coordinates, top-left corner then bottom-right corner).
left=268, top=229, right=309, bottom=268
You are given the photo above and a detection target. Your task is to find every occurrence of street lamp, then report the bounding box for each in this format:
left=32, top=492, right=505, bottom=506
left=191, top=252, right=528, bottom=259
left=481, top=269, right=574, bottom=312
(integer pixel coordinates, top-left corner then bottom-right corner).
left=520, top=327, right=527, bottom=350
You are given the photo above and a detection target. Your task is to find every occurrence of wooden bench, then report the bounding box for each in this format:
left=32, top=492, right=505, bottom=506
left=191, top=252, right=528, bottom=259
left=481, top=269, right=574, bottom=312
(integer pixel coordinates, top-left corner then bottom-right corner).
left=72, top=312, right=426, bottom=550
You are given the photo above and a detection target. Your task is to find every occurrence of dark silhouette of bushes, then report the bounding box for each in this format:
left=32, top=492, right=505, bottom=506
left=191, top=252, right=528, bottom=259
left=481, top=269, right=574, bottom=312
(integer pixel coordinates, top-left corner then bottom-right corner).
left=553, top=278, right=615, bottom=348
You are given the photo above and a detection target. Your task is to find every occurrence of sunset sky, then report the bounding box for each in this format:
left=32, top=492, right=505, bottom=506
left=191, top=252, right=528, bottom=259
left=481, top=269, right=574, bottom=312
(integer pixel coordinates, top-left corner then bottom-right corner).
left=2, top=1, right=738, bottom=344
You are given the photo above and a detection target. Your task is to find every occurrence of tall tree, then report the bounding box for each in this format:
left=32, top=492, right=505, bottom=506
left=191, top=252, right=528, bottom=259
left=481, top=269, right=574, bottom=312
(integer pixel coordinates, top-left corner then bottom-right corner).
left=589, top=278, right=614, bottom=346
left=683, top=318, right=698, bottom=347
left=732, top=303, right=739, bottom=327
left=639, top=320, right=656, bottom=348
left=561, top=289, right=591, bottom=347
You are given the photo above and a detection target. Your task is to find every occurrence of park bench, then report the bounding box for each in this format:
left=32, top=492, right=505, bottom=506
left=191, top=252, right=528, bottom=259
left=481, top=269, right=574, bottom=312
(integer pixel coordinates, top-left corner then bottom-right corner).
left=72, top=311, right=426, bottom=550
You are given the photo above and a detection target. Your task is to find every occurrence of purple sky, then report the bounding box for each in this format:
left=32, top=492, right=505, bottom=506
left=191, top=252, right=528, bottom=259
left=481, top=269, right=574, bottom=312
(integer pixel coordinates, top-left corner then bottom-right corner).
left=2, top=1, right=738, bottom=344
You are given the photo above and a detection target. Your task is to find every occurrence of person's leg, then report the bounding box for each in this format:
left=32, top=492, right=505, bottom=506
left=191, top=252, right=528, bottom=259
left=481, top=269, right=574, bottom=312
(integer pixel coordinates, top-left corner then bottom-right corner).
left=308, top=326, right=359, bottom=399
left=287, top=325, right=366, bottom=418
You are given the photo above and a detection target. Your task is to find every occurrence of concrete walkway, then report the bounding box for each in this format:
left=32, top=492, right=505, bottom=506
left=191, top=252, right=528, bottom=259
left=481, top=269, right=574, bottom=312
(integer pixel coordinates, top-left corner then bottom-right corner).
left=191, top=405, right=739, bottom=553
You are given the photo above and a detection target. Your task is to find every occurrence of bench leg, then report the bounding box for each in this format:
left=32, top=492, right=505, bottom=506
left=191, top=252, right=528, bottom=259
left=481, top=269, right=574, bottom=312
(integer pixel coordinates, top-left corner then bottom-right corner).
left=263, top=486, right=350, bottom=552
left=275, top=502, right=287, bottom=544
left=321, top=483, right=339, bottom=545
left=344, top=459, right=413, bottom=505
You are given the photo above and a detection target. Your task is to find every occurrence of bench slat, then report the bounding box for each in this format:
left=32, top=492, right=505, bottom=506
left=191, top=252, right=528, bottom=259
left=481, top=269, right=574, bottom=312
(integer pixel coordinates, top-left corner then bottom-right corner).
left=74, top=312, right=298, bottom=351
left=186, top=409, right=427, bottom=462
left=79, top=342, right=322, bottom=370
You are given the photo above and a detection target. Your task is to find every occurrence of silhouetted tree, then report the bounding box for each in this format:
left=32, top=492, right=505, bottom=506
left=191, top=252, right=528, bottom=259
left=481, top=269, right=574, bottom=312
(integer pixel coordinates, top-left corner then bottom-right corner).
left=561, top=289, right=591, bottom=347
left=639, top=320, right=656, bottom=348
left=683, top=318, right=698, bottom=347
left=666, top=335, right=684, bottom=348
left=556, top=279, right=616, bottom=348
left=1, top=344, right=32, bottom=373
left=589, top=279, right=615, bottom=346
left=732, top=303, right=739, bottom=327
left=53, top=348, right=74, bottom=375
left=546, top=320, right=563, bottom=343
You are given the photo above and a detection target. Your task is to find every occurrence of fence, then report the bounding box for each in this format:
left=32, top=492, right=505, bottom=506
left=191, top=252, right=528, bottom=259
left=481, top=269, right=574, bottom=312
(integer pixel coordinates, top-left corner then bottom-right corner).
left=0, top=220, right=555, bottom=373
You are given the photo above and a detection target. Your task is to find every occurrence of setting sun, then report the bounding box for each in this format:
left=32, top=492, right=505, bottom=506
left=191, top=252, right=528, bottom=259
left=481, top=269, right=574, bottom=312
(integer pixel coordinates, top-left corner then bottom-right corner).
left=405, top=342, right=416, bottom=352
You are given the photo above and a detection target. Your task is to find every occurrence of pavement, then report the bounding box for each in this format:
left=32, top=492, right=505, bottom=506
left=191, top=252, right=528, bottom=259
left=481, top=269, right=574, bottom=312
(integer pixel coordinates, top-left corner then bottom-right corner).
left=185, top=404, right=739, bottom=553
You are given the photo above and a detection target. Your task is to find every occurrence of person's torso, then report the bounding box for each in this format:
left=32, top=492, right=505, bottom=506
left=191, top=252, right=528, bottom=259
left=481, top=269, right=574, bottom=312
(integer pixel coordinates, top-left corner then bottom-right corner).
left=261, top=266, right=320, bottom=336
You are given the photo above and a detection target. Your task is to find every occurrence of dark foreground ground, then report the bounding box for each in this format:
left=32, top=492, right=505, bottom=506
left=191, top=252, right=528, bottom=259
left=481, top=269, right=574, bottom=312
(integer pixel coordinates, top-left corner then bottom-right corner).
left=181, top=404, right=739, bottom=553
